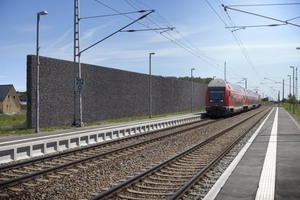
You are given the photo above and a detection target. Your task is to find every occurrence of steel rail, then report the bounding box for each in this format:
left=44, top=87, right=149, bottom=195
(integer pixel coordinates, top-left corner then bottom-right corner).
left=0, top=118, right=209, bottom=173
left=89, top=107, right=271, bottom=199
left=168, top=107, right=271, bottom=199
left=0, top=119, right=216, bottom=189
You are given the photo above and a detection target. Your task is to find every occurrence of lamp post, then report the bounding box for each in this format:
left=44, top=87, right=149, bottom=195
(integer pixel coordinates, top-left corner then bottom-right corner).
left=296, top=67, right=298, bottom=100
left=290, top=66, right=295, bottom=113
left=288, top=75, right=291, bottom=110
left=191, top=68, right=195, bottom=112
left=149, top=52, right=155, bottom=118
left=296, top=48, right=300, bottom=106
left=36, top=10, right=48, bottom=133
left=288, top=75, right=291, bottom=96
left=282, top=78, right=284, bottom=102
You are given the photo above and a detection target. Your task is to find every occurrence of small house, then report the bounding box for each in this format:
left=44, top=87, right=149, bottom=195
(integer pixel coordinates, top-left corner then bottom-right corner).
left=0, top=85, right=21, bottom=114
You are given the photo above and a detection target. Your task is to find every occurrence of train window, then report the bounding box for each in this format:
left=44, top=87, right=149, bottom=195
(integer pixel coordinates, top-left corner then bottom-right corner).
left=209, top=88, right=224, bottom=103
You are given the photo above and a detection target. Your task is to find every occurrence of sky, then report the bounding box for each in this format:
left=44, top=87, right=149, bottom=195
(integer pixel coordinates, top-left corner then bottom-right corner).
left=0, top=0, right=299, bottom=100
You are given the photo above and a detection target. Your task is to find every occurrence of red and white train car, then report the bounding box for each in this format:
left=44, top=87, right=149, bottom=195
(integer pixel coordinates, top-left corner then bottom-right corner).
left=205, top=79, right=261, bottom=118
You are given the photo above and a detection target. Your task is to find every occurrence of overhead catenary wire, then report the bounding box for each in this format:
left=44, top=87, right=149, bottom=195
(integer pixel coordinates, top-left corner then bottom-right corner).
left=80, top=10, right=150, bottom=20
left=130, top=0, right=270, bottom=86
left=89, top=0, right=283, bottom=100
left=226, top=3, right=300, bottom=7
left=209, top=0, right=248, bottom=80
left=206, top=0, right=228, bottom=26
left=287, top=16, right=300, bottom=22
left=207, top=0, right=262, bottom=82
left=225, top=7, right=264, bottom=81
left=79, top=9, right=155, bottom=55
left=221, top=2, right=300, bottom=92
left=126, top=0, right=224, bottom=67
left=223, top=5, right=300, bottom=28
left=226, top=23, right=287, bottom=29
left=93, top=0, right=225, bottom=73
left=93, top=1, right=285, bottom=100
left=210, top=1, right=264, bottom=82
left=206, top=0, right=279, bottom=98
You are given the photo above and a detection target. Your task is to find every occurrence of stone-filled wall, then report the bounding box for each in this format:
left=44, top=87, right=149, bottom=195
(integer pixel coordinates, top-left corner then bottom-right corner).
left=27, top=55, right=207, bottom=128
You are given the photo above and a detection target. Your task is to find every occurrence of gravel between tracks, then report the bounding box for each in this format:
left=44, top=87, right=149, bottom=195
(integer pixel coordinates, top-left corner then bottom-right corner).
left=184, top=106, right=270, bottom=199
left=0, top=107, right=269, bottom=200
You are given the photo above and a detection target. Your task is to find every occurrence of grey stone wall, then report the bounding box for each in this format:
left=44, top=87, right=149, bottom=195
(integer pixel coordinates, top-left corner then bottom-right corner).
left=27, top=55, right=207, bottom=128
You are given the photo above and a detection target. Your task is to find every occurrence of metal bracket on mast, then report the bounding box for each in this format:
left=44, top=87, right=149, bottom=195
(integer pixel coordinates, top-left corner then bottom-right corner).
left=73, top=0, right=154, bottom=127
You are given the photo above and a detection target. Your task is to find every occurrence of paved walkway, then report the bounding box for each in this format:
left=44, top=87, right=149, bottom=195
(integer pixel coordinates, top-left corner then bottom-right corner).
left=204, top=107, right=300, bottom=200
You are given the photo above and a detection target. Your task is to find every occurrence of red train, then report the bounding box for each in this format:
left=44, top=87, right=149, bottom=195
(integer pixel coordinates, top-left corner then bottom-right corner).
left=205, top=78, right=261, bottom=118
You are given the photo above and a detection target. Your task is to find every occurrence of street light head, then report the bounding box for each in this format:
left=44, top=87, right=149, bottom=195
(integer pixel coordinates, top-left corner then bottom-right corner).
left=290, top=66, right=294, bottom=69
left=37, top=11, right=48, bottom=16
left=191, top=68, right=195, bottom=70
left=296, top=47, right=300, bottom=50
left=150, top=52, right=155, bottom=55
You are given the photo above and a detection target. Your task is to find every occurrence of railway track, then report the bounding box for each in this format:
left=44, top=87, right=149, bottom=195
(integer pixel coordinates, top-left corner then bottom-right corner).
left=0, top=118, right=215, bottom=191
left=0, top=107, right=271, bottom=199
left=89, top=107, right=270, bottom=199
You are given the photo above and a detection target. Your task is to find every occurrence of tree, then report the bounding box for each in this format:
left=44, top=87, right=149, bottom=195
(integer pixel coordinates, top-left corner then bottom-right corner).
left=287, top=94, right=296, bottom=104
left=178, top=76, right=213, bottom=84
left=17, top=91, right=27, bottom=102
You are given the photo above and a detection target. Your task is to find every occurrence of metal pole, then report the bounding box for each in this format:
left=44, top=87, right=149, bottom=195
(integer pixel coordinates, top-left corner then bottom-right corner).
left=149, top=52, right=155, bottom=118
left=282, top=79, right=284, bottom=102
left=291, top=66, right=295, bottom=113
left=74, top=0, right=77, bottom=126
left=36, top=11, right=47, bottom=133
left=74, top=0, right=83, bottom=126
left=296, top=67, right=298, bottom=100
left=36, top=14, right=40, bottom=133
left=72, top=0, right=152, bottom=126
left=288, top=75, right=291, bottom=110
left=288, top=75, right=291, bottom=96
left=78, top=54, right=83, bottom=126
left=297, top=67, right=298, bottom=111
left=191, top=68, right=195, bottom=112
left=293, top=67, right=295, bottom=113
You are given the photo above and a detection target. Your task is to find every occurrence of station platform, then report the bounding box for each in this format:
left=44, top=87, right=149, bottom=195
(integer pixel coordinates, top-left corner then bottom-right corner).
left=204, top=107, right=300, bottom=200
left=0, top=113, right=203, bottom=164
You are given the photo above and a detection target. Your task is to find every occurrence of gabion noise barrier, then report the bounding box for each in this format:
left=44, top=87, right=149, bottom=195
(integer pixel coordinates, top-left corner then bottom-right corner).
left=27, top=55, right=207, bottom=128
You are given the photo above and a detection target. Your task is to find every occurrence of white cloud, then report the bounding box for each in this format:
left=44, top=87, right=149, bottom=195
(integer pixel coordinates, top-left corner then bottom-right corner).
left=81, top=23, right=112, bottom=41
left=44, top=29, right=73, bottom=53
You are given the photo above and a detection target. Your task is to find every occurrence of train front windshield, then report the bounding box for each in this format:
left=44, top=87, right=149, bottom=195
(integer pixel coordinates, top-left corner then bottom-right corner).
left=209, top=88, right=224, bottom=103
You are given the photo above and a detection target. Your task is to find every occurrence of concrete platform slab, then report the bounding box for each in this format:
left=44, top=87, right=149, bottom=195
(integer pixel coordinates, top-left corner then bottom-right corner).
left=0, top=113, right=203, bottom=164
left=204, top=107, right=300, bottom=200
